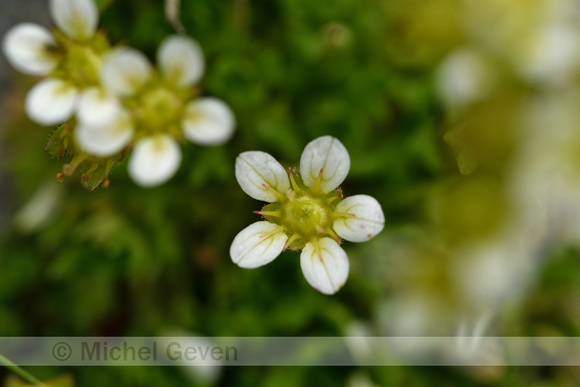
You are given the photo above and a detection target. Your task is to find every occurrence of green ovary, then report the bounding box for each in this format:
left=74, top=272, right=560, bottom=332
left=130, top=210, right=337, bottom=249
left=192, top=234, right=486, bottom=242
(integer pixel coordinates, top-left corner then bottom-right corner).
left=280, top=192, right=330, bottom=238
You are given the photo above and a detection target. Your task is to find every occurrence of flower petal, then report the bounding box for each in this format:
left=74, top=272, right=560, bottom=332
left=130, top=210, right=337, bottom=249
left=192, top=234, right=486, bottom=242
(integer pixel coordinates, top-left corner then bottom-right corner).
left=235, top=151, right=290, bottom=202
left=333, top=195, right=385, bottom=242
left=50, top=0, right=98, bottom=41
left=77, top=87, right=121, bottom=127
left=300, top=237, right=349, bottom=295
left=25, top=78, right=77, bottom=125
left=128, top=135, right=182, bottom=187
left=2, top=23, right=58, bottom=76
left=75, top=110, right=133, bottom=156
left=300, top=136, right=350, bottom=193
left=230, top=221, right=288, bottom=268
left=182, top=97, right=235, bottom=145
left=158, top=35, right=205, bottom=88
left=101, top=48, right=151, bottom=96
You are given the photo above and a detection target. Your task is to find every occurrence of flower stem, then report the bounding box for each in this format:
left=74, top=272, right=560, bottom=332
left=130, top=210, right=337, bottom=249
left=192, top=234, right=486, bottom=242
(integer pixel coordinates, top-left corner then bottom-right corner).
left=0, top=353, right=43, bottom=385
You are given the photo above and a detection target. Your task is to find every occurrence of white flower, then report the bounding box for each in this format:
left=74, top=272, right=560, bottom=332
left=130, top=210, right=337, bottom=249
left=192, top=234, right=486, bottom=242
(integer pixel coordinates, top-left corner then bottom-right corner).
left=2, top=23, right=59, bottom=76
left=50, top=0, right=98, bottom=42
left=2, top=0, right=104, bottom=125
left=128, top=135, right=182, bottom=188
left=230, top=136, right=385, bottom=295
left=78, top=35, right=235, bottom=187
left=435, top=48, right=495, bottom=110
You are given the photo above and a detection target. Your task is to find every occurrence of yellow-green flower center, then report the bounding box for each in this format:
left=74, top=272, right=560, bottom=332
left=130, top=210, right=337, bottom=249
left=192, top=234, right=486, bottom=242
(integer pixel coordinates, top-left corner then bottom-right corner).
left=280, top=191, right=330, bottom=238
left=134, top=86, right=183, bottom=134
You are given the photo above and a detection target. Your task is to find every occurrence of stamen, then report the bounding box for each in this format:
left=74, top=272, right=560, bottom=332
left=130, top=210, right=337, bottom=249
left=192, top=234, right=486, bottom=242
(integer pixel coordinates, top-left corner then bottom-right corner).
left=261, top=183, right=286, bottom=201
left=313, top=168, right=323, bottom=194
left=56, top=173, right=64, bottom=182
left=288, top=168, right=301, bottom=192
left=254, top=210, right=281, bottom=218
left=331, top=212, right=356, bottom=219
left=326, top=194, right=342, bottom=205
left=259, top=225, right=286, bottom=239
left=310, top=237, right=323, bottom=261
left=283, top=233, right=301, bottom=250
left=325, top=228, right=341, bottom=243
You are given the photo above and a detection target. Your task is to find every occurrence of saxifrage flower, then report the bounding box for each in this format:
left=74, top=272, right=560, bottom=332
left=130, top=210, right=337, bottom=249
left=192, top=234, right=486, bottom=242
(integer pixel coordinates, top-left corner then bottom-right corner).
left=230, top=136, right=385, bottom=295
left=2, top=0, right=111, bottom=126
left=74, top=35, right=235, bottom=187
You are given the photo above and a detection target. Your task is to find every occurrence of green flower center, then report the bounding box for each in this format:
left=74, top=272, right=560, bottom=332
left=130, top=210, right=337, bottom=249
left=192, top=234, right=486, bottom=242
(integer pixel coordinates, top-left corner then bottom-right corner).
left=257, top=170, right=343, bottom=250
left=61, top=43, right=101, bottom=87
left=280, top=192, right=330, bottom=238
left=134, top=86, right=183, bottom=134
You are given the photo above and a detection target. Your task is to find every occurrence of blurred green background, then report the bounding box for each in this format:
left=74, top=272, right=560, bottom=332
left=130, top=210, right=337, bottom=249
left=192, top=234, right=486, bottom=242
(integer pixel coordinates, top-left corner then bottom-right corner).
left=2, top=0, right=580, bottom=385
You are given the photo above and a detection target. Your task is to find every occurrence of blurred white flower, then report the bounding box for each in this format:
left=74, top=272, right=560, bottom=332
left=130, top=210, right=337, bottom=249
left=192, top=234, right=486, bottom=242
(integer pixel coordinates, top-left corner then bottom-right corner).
left=230, top=136, right=385, bottom=295
left=460, top=0, right=580, bottom=87
left=2, top=0, right=105, bottom=125
left=517, top=23, right=580, bottom=86
left=13, top=181, right=63, bottom=233
left=435, top=47, right=495, bottom=109
left=75, top=36, right=235, bottom=187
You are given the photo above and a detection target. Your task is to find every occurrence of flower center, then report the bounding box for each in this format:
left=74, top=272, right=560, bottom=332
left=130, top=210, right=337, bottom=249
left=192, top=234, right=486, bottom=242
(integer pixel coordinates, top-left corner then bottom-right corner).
left=63, top=44, right=101, bottom=87
left=280, top=191, right=330, bottom=239
left=135, top=86, right=182, bottom=133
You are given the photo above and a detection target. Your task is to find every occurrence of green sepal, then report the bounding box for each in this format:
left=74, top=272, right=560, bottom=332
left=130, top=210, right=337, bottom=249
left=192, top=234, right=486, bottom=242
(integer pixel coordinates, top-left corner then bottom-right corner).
left=324, top=188, right=343, bottom=212
left=79, top=159, right=114, bottom=191
left=286, top=237, right=307, bottom=251
left=45, top=123, right=73, bottom=158
left=260, top=202, right=281, bottom=224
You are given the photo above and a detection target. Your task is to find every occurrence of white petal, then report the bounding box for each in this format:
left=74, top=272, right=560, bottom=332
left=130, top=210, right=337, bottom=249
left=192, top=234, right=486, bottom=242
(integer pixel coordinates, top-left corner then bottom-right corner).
left=158, top=35, right=205, bottom=87
left=230, top=221, right=288, bottom=268
left=182, top=98, right=235, bottom=145
left=25, top=78, right=77, bottom=125
left=300, top=136, right=350, bottom=194
left=77, top=87, right=121, bottom=127
left=50, top=0, right=98, bottom=41
left=101, top=48, right=151, bottom=96
left=300, top=238, right=349, bottom=295
left=2, top=23, right=58, bottom=76
left=75, top=110, right=133, bottom=156
left=235, top=151, right=290, bottom=202
left=128, top=135, right=181, bottom=187
left=333, top=195, right=385, bottom=242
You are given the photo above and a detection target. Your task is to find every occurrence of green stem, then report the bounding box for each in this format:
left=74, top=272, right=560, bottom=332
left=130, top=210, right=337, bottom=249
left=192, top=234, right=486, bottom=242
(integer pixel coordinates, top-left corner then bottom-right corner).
left=0, top=352, right=43, bottom=385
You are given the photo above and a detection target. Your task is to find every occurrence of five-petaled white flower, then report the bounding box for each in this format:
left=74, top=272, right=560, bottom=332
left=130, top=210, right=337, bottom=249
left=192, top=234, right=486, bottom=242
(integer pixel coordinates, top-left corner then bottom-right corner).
left=230, top=136, right=385, bottom=295
left=2, top=0, right=109, bottom=126
left=74, top=35, right=235, bottom=187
